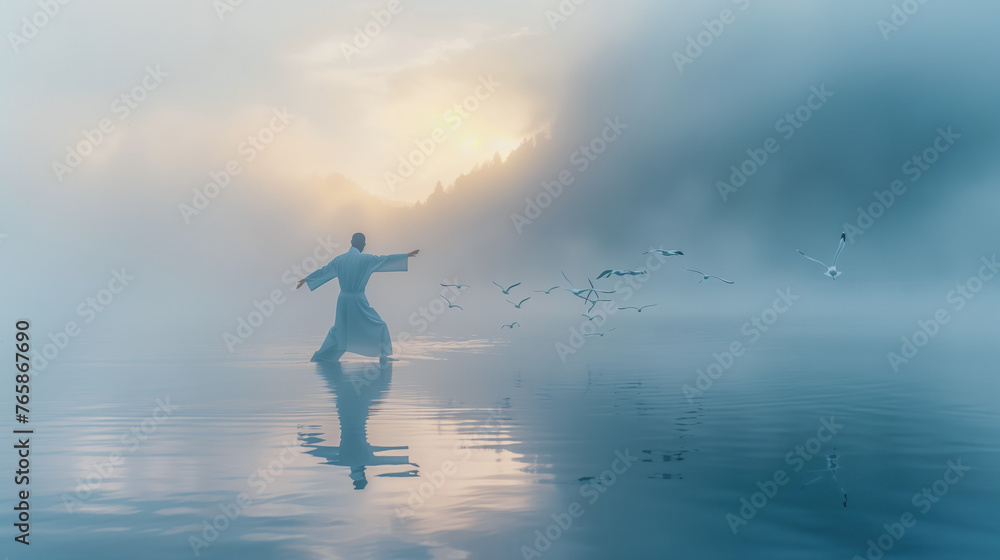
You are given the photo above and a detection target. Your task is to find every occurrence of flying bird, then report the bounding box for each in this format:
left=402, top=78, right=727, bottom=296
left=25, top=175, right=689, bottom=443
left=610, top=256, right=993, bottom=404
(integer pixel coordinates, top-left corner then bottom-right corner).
left=440, top=295, right=463, bottom=310
left=584, top=328, right=616, bottom=337
left=597, top=269, right=647, bottom=279
left=797, top=232, right=847, bottom=280
left=505, top=297, right=531, bottom=309
left=500, top=322, right=520, bottom=330
left=685, top=269, right=735, bottom=284
left=561, top=271, right=615, bottom=304
left=643, top=249, right=684, bottom=257
left=587, top=298, right=613, bottom=313
left=534, top=286, right=560, bottom=294
left=618, top=304, right=658, bottom=313
left=492, top=281, right=522, bottom=294
left=440, top=283, right=470, bottom=289
left=581, top=313, right=599, bottom=321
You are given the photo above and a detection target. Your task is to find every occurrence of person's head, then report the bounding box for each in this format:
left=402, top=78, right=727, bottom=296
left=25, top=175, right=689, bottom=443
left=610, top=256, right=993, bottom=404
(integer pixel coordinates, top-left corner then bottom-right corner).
left=351, top=232, right=366, bottom=252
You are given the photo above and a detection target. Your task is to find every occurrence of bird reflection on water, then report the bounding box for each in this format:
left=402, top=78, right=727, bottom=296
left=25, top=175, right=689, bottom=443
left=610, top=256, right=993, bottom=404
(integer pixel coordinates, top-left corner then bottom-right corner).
left=801, top=448, right=848, bottom=508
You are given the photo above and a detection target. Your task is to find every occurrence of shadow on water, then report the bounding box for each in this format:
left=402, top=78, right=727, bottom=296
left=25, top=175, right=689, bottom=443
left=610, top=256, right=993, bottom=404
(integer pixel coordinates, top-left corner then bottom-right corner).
left=298, top=361, right=419, bottom=490
left=641, top=396, right=705, bottom=481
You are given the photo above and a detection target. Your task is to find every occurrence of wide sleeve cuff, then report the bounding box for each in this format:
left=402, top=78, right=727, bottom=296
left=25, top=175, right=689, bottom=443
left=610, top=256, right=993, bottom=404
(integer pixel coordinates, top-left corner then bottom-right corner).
left=374, top=253, right=408, bottom=273
left=305, top=261, right=337, bottom=290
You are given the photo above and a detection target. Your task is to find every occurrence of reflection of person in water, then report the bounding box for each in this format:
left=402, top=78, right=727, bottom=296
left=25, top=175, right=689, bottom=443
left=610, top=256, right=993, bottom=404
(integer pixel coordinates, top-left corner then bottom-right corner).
left=299, top=360, right=416, bottom=489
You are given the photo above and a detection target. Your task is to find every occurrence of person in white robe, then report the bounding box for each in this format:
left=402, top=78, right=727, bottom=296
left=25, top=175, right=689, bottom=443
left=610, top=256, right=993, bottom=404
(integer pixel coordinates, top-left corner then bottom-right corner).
left=297, top=233, right=418, bottom=362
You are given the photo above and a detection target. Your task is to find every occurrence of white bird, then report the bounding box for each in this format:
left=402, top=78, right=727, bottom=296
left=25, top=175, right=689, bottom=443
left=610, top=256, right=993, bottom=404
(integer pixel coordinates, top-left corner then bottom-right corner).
left=597, top=269, right=647, bottom=279
left=643, top=249, right=684, bottom=257
left=685, top=269, right=734, bottom=284
left=585, top=328, right=616, bottom=337
left=441, top=283, right=470, bottom=289
left=505, top=297, right=531, bottom=309
left=441, top=295, right=463, bottom=310
left=581, top=313, right=599, bottom=321
left=618, top=304, right=658, bottom=313
left=500, top=322, right=520, bottom=330
left=587, top=298, right=613, bottom=313
left=534, top=286, right=559, bottom=294
left=561, top=271, right=615, bottom=304
left=797, top=232, right=846, bottom=280
left=492, top=281, right=521, bottom=294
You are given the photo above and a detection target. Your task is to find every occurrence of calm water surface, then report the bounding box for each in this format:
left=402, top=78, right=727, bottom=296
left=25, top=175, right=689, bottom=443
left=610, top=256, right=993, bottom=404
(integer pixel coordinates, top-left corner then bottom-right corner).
left=11, top=315, right=1000, bottom=559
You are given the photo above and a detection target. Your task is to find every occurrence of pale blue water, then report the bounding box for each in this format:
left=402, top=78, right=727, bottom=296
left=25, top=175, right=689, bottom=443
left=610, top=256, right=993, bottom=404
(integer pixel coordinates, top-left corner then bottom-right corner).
left=7, top=315, right=1000, bottom=559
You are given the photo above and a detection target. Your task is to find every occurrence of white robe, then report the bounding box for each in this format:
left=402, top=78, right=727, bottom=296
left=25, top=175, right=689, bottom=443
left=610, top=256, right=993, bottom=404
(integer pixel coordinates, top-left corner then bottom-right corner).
left=305, top=247, right=408, bottom=360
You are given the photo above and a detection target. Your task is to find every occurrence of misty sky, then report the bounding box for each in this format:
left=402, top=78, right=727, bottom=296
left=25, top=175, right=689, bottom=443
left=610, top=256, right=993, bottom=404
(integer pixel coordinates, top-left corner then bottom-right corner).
left=3, top=0, right=999, bottom=344
left=3, top=0, right=613, bottom=201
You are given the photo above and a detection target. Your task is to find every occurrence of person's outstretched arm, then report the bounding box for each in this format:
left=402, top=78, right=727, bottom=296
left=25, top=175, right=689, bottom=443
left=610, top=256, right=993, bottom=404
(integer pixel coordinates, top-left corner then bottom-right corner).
left=372, top=250, right=418, bottom=274
left=298, top=258, right=339, bottom=290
